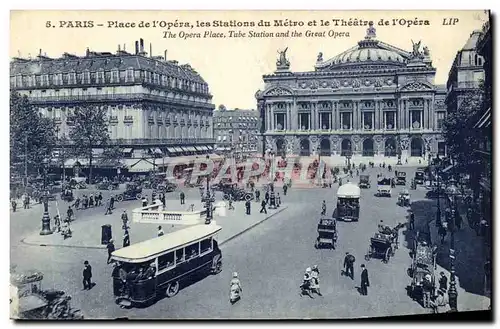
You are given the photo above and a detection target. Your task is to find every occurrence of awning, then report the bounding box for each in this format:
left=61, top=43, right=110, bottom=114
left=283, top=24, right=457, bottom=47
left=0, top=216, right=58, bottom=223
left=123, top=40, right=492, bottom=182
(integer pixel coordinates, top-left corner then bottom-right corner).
left=199, top=146, right=208, bottom=151
left=166, top=147, right=177, bottom=153
left=207, top=145, right=214, bottom=150
left=123, top=148, right=133, bottom=153
left=175, top=147, right=184, bottom=152
left=128, top=158, right=156, bottom=173
left=474, top=108, right=491, bottom=129
left=442, top=164, right=456, bottom=173
left=154, top=148, right=163, bottom=155
left=194, top=146, right=201, bottom=151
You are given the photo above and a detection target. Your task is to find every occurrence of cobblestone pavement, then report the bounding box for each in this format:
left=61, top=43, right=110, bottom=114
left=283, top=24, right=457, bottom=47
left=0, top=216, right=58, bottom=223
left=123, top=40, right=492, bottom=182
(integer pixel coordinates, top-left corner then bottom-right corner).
left=10, top=165, right=489, bottom=318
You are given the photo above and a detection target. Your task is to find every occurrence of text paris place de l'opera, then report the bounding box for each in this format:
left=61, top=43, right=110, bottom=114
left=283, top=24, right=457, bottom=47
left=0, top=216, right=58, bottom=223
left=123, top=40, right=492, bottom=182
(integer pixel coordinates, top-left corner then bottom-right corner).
left=55, top=17, right=431, bottom=29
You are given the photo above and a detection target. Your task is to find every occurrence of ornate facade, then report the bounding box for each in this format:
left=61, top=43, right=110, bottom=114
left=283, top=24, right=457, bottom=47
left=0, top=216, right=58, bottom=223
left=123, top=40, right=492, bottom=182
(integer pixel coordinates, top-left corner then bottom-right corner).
left=256, top=24, right=447, bottom=161
left=10, top=39, right=215, bottom=159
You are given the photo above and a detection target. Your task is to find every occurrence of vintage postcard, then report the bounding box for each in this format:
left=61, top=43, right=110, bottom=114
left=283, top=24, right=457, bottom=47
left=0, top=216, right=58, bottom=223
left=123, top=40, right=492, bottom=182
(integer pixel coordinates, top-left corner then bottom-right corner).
left=9, top=10, right=492, bottom=320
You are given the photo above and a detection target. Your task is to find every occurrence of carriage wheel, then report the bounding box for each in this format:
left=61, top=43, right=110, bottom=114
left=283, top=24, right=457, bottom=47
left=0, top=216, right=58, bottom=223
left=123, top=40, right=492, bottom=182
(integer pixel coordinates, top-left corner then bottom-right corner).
left=364, top=247, right=372, bottom=261
left=384, top=247, right=392, bottom=263
left=116, top=194, right=124, bottom=202
left=108, top=185, right=114, bottom=191
left=244, top=193, right=252, bottom=201
left=223, top=194, right=230, bottom=200
left=135, top=193, right=142, bottom=200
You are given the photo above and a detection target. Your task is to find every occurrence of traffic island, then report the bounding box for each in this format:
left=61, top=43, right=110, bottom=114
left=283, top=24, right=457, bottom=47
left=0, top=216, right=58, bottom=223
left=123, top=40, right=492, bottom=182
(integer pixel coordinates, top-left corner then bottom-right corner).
left=21, top=199, right=288, bottom=249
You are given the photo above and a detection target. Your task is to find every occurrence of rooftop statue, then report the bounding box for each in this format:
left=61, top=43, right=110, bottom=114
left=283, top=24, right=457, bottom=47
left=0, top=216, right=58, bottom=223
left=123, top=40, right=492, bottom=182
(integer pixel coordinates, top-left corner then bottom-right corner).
left=411, top=40, right=423, bottom=58
left=276, top=47, right=290, bottom=67
left=317, top=52, right=323, bottom=62
left=365, top=22, right=376, bottom=40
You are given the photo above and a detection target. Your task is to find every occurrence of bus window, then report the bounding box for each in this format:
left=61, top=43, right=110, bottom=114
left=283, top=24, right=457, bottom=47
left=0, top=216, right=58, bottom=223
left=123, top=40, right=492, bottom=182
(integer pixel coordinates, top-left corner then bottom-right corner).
left=158, top=251, right=175, bottom=270
left=186, top=243, right=199, bottom=260
left=200, top=238, right=212, bottom=254
left=176, top=249, right=185, bottom=264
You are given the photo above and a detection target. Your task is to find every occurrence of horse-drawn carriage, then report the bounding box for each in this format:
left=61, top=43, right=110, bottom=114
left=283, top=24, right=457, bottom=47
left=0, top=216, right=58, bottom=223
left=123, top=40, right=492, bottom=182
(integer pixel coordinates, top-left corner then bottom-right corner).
left=395, top=171, right=407, bottom=185
left=408, top=241, right=436, bottom=303
left=365, top=223, right=404, bottom=263
left=314, top=218, right=338, bottom=250
left=359, top=175, right=371, bottom=189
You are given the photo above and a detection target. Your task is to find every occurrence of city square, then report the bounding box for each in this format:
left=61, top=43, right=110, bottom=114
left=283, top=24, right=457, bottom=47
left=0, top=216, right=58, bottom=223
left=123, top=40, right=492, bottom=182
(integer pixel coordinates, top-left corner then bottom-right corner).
left=9, top=10, right=491, bottom=320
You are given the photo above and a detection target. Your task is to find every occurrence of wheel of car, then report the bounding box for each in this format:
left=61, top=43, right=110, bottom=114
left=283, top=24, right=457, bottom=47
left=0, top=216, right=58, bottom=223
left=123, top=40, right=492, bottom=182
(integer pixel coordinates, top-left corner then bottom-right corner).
left=151, top=183, right=158, bottom=190
left=244, top=193, right=252, bottom=201
left=135, top=193, right=142, bottom=200
left=165, top=281, right=180, bottom=298
left=116, top=195, right=124, bottom=202
left=223, top=194, right=230, bottom=200
left=212, top=260, right=222, bottom=274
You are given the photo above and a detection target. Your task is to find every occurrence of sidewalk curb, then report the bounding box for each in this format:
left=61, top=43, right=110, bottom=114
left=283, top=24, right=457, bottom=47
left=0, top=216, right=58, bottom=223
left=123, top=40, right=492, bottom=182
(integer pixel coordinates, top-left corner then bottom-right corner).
left=20, top=206, right=289, bottom=250
left=220, top=206, right=288, bottom=247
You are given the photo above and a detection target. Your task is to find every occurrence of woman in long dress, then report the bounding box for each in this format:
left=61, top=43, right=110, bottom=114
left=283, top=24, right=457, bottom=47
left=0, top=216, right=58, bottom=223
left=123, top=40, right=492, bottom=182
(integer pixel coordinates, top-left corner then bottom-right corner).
left=229, top=272, right=242, bottom=304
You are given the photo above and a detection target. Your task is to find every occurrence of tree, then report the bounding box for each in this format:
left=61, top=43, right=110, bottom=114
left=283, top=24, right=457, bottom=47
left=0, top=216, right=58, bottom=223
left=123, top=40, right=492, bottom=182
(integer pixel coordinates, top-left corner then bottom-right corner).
left=442, top=86, right=484, bottom=174
left=10, top=91, right=56, bottom=185
left=100, top=145, right=125, bottom=168
left=68, top=105, right=109, bottom=183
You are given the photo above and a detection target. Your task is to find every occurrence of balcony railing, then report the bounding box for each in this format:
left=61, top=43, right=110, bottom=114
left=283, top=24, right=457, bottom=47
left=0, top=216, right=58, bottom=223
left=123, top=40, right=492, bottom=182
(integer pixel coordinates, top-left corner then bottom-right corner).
left=26, top=93, right=214, bottom=110
left=106, top=138, right=215, bottom=146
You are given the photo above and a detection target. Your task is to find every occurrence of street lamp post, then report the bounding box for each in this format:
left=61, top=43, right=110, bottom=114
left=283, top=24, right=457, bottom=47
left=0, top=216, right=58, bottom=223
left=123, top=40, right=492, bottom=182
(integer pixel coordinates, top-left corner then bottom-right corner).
left=317, top=146, right=321, bottom=186
left=39, top=159, right=53, bottom=235
left=202, top=155, right=214, bottom=225
left=446, top=174, right=460, bottom=312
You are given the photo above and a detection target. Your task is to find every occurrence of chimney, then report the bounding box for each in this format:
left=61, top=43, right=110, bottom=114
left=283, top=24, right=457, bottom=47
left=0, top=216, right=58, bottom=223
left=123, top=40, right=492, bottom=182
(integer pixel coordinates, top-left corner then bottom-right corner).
left=140, top=38, right=144, bottom=52
left=86, top=47, right=90, bottom=57
left=164, top=50, right=167, bottom=61
left=135, top=41, right=139, bottom=54
left=123, top=44, right=126, bottom=51
left=118, top=44, right=121, bottom=52
left=39, top=49, right=42, bottom=56
left=150, top=43, right=152, bottom=57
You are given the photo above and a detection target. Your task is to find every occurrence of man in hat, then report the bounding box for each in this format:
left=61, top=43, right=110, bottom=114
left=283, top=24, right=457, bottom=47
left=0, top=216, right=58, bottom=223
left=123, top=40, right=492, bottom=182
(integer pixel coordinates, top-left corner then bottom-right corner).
left=245, top=199, right=251, bottom=215
left=321, top=200, right=327, bottom=216
left=123, top=229, right=130, bottom=248
left=422, top=273, right=433, bottom=308
left=157, top=225, right=164, bottom=237
left=360, top=264, right=369, bottom=296
left=343, top=252, right=355, bottom=280
left=121, top=210, right=129, bottom=230
left=180, top=191, right=185, bottom=205
left=437, top=271, right=448, bottom=292
left=431, top=288, right=450, bottom=313
left=82, top=261, right=93, bottom=290
left=409, top=210, right=415, bottom=230
left=311, top=265, right=322, bottom=296
left=106, top=239, right=115, bottom=264
left=259, top=199, right=267, bottom=214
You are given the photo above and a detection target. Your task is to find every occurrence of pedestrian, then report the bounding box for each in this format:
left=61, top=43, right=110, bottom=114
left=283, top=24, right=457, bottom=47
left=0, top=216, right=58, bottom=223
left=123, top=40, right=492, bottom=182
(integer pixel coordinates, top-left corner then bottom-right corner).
left=74, top=197, right=81, bottom=210
left=67, top=206, right=74, bottom=222
left=343, top=252, right=355, bottom=279
left=455, top=211, right=463, bottom=230
left=110, top=195, right=115, bottom=209
left=53, top=215, right=61, bottom=233
left=430, top=288, right=450, bottom=313
left=276, top=193, right=281, bottom=207
left=97, top=192, right=103, bottom=206
left=161, top=193, right=166, bottom=208
left=265, top=191, right=269, bottom=204
left=422, top=274, right=433, bottom=308
left=11, top=199, right=17, bottom=212
left=438, top=271, right=448, bottom=291
left=283, top=184, right=288, bottom=196
left=83, top=195, right=88, bottom=209
left=259, top=199, right=267, bottom=214
left=82, top=261, right=93, bottom=290
left=121, top=210, right=129, bottom=230
left=123, top=229, right=130, bottom=247
left=438, top=224, right=447, bottom=244
left=360, top=264, right=369, bottom=296
left=157, top=225, right=164, bottom=237
left=432, top=244, right=438, bottom=269
left=228, top=196, right=235, bottom=210
left=141, top=196, right=148, bottom=207
left=245, top=200, right=251, bottom=215
left=311, top=265, right=322, bottom=296
left=106, top=239, right=115, bottom=264
left=409, top=211, right=415, bottom=230
left=321, top=200, right=327, bottom=216
left=255, top=189, right=260, bottom=202
left=89, top=194, right=94, bottom=207
left=180, top=191, right=185, bottom=205
left=104, top=198, right=112, bottom=215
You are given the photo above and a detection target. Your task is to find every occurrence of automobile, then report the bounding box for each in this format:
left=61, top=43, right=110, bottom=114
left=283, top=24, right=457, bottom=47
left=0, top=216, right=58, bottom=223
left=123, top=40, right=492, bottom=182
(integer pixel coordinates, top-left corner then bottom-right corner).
left=414, top=170, right=425, bottom=185
left=376, top=177, right=392, bottom=197
left=359, top=175, right=371, bottom=189
left=96, top=181, right=120, bottom=191
left=111, top=224, right=223, bottom=308
left=115, top=183, right=143, bottom=202
left=395, top=171, right=407, bottom=185
left=314, top=218, right=338, bottom=250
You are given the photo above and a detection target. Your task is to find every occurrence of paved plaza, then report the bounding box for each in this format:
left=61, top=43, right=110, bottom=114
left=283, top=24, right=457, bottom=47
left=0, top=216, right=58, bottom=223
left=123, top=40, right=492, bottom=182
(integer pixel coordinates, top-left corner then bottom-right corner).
left=10, top=166, right=490, bottom=319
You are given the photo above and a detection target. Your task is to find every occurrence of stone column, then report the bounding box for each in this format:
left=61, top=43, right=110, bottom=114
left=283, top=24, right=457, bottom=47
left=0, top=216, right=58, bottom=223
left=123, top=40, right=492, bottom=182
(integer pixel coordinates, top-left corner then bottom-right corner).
left=311, top=102, right=316, bottom=130
left=332, top=101, right=338, bottom=130
left=291, top=100, right=297, bottom=130
left=286, top=102, right=291, bottom=130
left=429, top=99, right=435, bottom=130
left=423, top=99, right=428, bottom=130
left=265, top=104, right=271, bottom=132
left=406, top=99, right=410, bottom=130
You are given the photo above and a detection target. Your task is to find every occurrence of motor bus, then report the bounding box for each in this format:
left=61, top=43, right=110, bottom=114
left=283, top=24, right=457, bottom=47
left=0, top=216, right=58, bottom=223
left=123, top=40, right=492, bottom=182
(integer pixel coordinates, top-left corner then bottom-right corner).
left=111, top=224, right=223, bottom=308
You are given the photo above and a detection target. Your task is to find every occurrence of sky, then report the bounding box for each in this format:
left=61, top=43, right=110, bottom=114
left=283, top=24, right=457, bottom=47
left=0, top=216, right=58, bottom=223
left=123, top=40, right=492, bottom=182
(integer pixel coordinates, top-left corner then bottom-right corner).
left=10, top=10, right=489, bottom=110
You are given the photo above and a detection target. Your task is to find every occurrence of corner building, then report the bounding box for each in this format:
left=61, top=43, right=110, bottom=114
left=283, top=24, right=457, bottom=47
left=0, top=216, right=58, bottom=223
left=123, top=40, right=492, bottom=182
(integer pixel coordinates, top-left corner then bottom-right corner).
left=10, top=39, right=215, bottom=162
left=256, top=26, right=447, bottom=163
